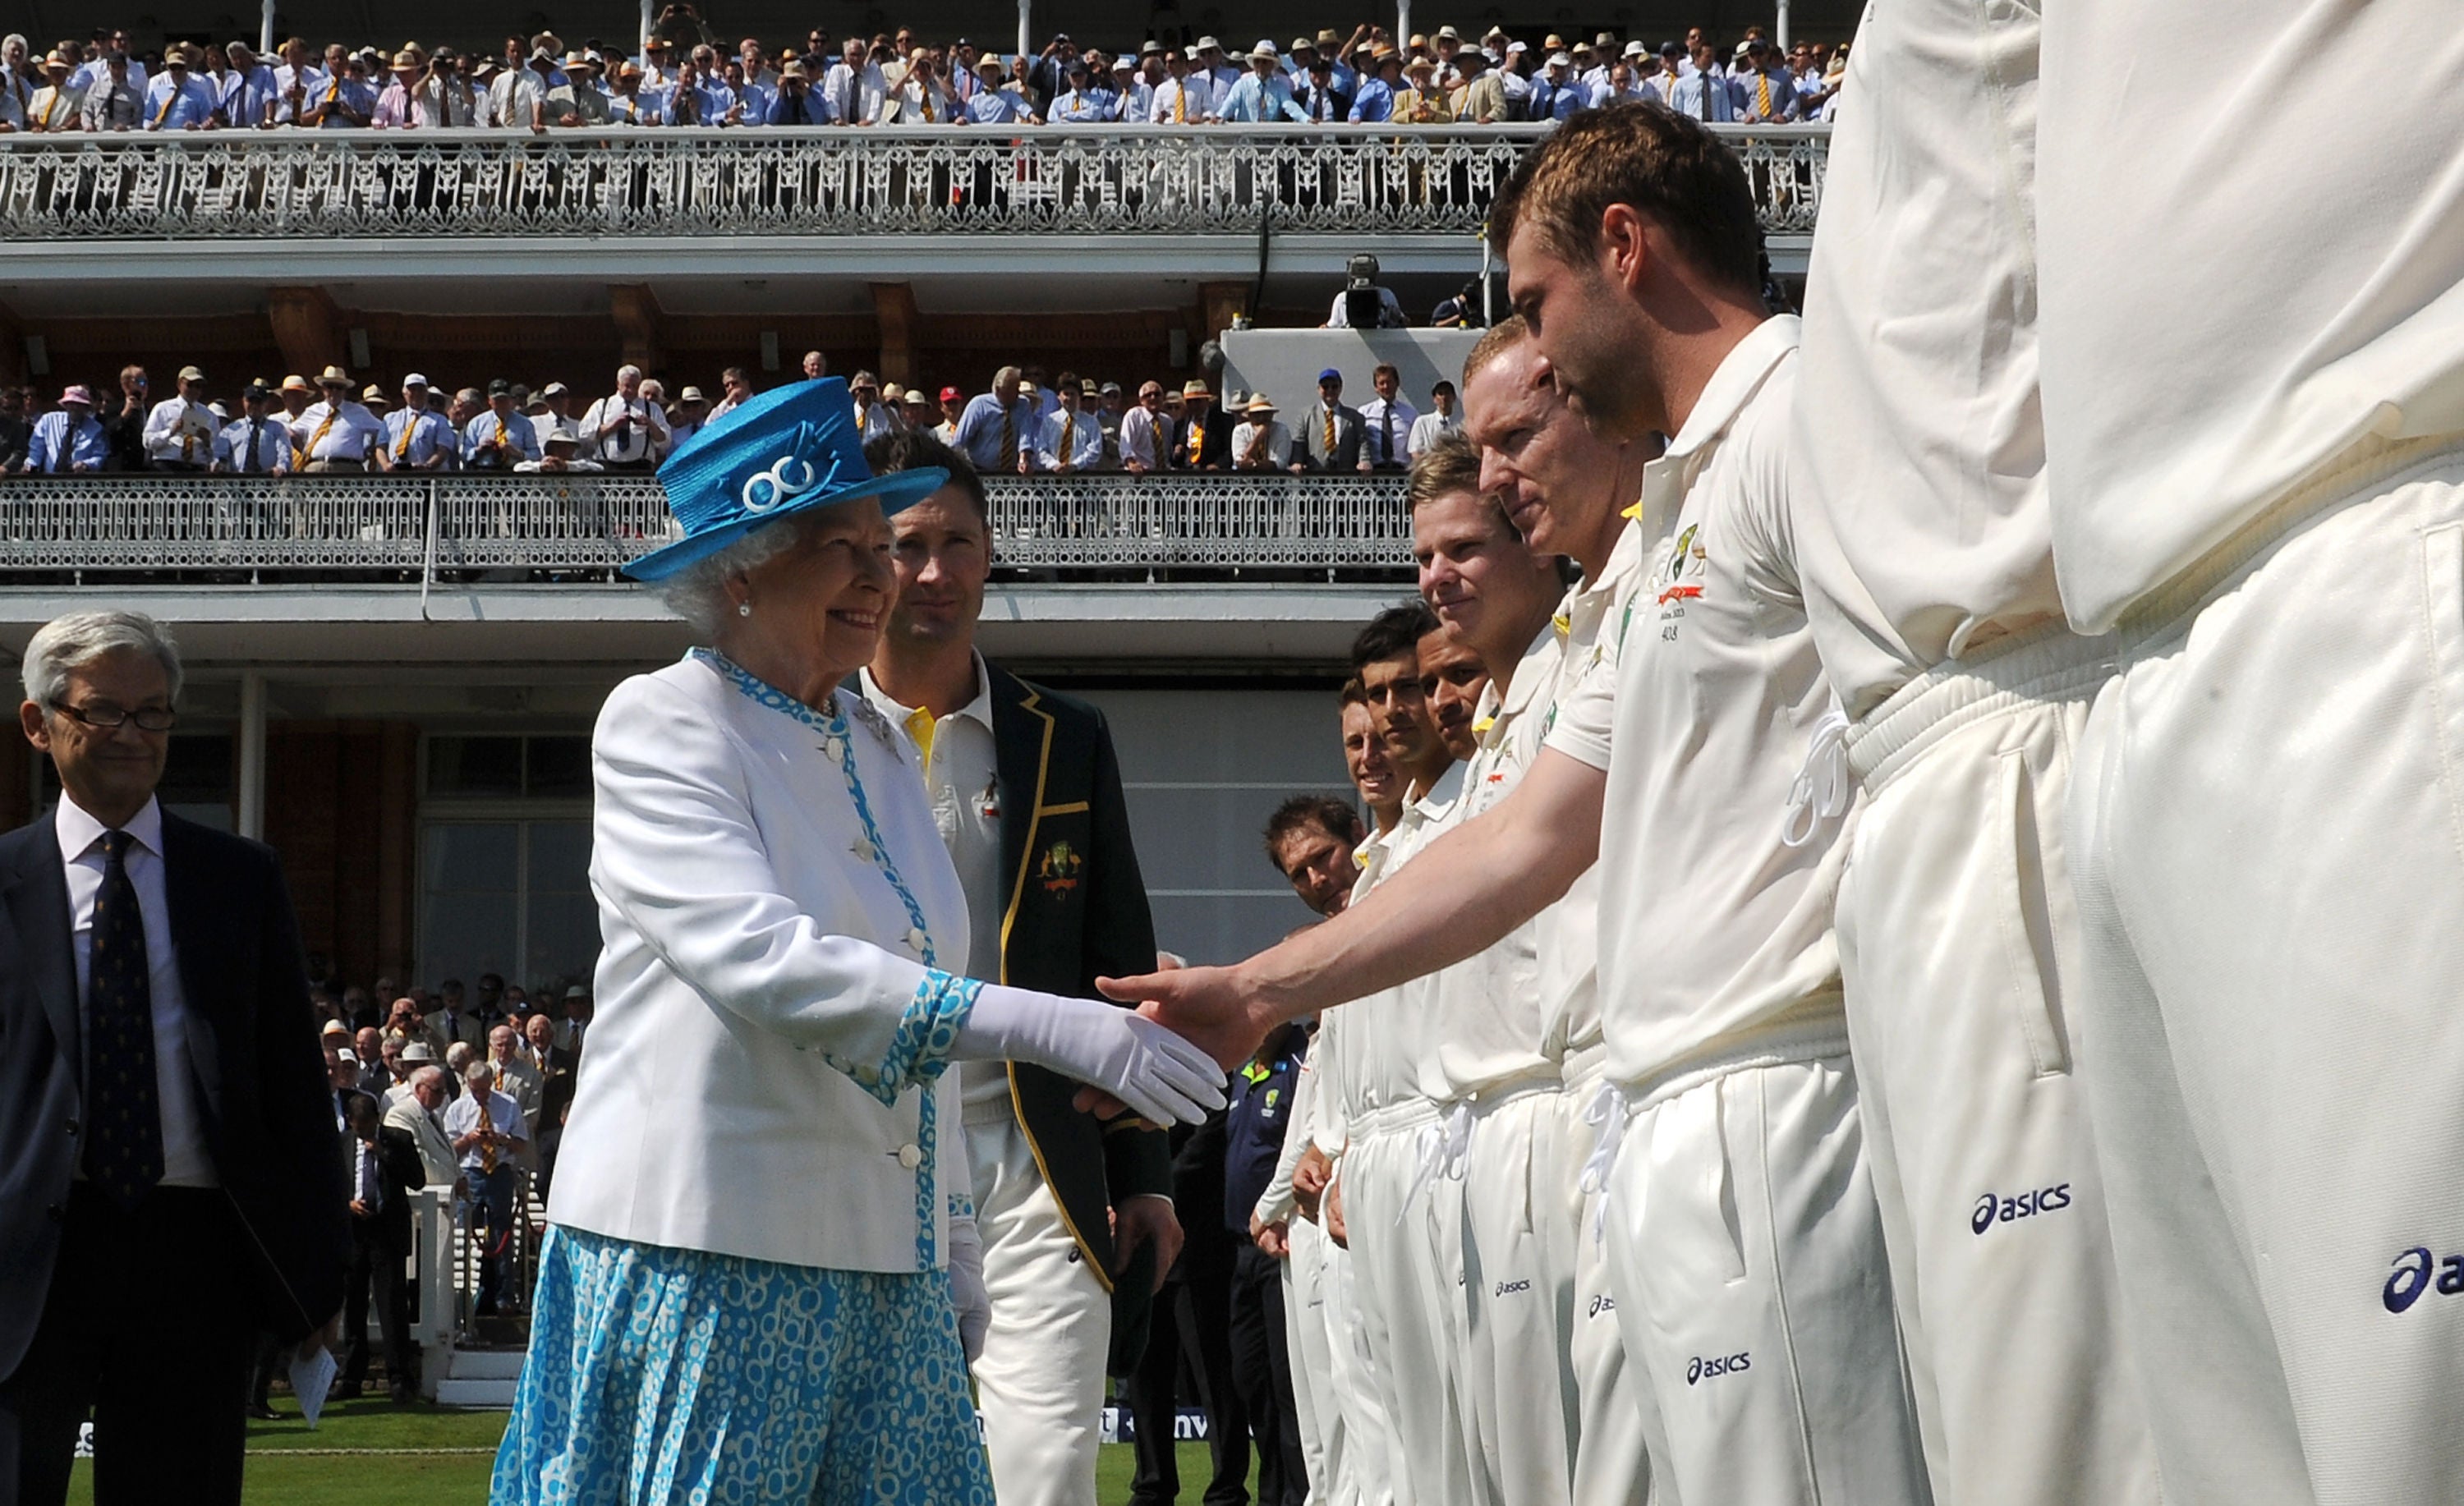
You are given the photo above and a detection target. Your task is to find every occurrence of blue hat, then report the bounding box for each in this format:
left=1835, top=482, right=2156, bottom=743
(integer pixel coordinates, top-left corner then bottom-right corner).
left=1317, top=367, right=1343, bottom=383
left=623, top=377, right=947, bottom=581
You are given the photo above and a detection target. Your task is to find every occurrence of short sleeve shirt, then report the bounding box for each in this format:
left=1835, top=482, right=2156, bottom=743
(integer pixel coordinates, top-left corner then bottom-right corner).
left=1543, top=316, right=1850, bottom=1089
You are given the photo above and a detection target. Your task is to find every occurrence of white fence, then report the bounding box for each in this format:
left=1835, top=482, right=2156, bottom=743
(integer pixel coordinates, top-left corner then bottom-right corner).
left=0, top=473, right=1414, bottom=577
left=0, top=123, right=1827, bottom=241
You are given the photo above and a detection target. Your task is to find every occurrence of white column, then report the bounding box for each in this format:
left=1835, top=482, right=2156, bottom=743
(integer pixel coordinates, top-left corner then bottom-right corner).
left=1777, top=0, right=1792, bottom=50
left=259, top=0, right=275, bottom=58
left=1398, top=0, right=1414, bottom=47
left=1016, top=0, right=1032, bottom=68
left=641, top=0, right=655, bottom=51
left=237, top=671, right=267, bottom=842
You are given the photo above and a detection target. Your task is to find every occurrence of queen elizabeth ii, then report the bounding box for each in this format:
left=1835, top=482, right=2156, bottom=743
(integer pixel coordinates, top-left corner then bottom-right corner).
left=494, top=379, right=1223, bottom=1504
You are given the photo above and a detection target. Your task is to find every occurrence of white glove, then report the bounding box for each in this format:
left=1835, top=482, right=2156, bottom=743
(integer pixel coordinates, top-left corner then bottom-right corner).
left=951, top=985, right=1226, bottom=1126
left=948, top=1205, right=990, bottom=1366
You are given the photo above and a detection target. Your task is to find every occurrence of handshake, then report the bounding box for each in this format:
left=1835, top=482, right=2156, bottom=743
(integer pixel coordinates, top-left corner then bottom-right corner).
left=949, top=957, right=1280, bottom=1127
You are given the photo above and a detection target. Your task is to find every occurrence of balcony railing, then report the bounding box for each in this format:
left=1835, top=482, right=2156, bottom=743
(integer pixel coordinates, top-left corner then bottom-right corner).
left=0, top=123, right=1827, bottom=241
left=0, top=474, right=1412, bottom=583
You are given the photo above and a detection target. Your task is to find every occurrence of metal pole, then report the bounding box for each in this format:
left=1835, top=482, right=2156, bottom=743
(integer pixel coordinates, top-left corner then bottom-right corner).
left=259, top=0, right=274, bottom=58
left=237, top=671, right=267, bottom=841
left=419, top=479, right=440, bottom=620
left=1481, top=230, right=1493, bottom=325
left=1777, top=0, right=1791, bottom=51
left=1016, top=0, right=1032, bottom=68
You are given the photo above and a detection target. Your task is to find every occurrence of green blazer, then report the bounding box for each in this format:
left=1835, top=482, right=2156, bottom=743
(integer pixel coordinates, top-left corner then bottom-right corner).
left=982, top=665, right=1175, bottom=1366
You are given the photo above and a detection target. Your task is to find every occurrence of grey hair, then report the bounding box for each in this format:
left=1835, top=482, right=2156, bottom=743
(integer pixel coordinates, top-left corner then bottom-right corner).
left=617, top=364, right=644, bottom=383
left=408, top=1065, right=447, bottom=1094
left=657, top=517, right=808, bottom=636
left=21, top=610, right=184, bottom=709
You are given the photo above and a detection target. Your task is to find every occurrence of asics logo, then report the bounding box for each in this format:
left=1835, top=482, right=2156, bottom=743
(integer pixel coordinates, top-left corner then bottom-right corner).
left=2384, top=1247, right=2464, bottom=1314
left=1586, top=1294, right=1617, bottom=1318
left=1685, top=1352, right=1749, bottom=1385
left=1971, top=1183, right=2071, bottom=1235
left=1493, top=1279, right=1531, bottom=1297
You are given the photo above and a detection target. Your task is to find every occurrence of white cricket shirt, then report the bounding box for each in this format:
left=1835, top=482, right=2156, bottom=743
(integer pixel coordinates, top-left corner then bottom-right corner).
left=1423, top=625, right=1564, bottom=1100
left=1526, top=522, right=1647, bottom=1070
left=2037, top=5, right=2464, bottom=632
left=1542, top=317, right=1850, bottom=1088
left=1792, top=0, right=2062, bottom=718
left=860, top=656, right=1007, bottom=1113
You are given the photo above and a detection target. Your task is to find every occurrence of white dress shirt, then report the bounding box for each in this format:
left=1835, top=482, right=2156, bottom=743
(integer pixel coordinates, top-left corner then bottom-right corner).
left=577, top=393, right=669, bottom=466
left=140, top=395, right=219, bottom=465
left=57, top=794, right=215, bottom=1187
left=442, top=1085, right=530, bottom=1174
left=1117, top=405, right=1164, bottom=469
left=859, top=656, right=1006, bottom=1114
left=1357, top=396, right=1419, bottom=467
left=554, top=653, right=973, bottom=1273
left=288, top=400, right=385, bottom=464
left=1407, top=408, right=1462, bottom=458
left=1229, top=419, right=1294, bottom=471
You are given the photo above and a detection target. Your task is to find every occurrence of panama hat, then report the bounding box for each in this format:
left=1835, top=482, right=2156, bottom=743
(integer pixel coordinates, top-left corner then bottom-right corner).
left=623, top=378, right=948, bottom=581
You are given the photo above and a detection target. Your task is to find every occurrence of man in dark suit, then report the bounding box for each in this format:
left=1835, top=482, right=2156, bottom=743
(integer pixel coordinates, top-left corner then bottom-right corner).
left=340, top=1093, right=423, bottom=1403
left=1168, top=379, right=1234, bottom=471
left=861, top=430, right=1182, bottom=1506
left=0, top=610, right=350, bottom=1504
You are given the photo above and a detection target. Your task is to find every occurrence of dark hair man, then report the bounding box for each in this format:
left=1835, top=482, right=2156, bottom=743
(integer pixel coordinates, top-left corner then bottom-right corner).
left=857, top=429, right=1179, bottom=1506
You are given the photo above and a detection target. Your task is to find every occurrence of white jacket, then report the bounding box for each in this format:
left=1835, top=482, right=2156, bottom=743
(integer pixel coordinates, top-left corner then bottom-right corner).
left=548, top=652, right=976, bottom=1273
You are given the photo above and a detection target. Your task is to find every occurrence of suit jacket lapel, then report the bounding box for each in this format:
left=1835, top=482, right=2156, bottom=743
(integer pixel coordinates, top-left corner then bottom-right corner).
left=988, top=667, right=1055, bottom=988
left=2, top=829, right=80, bottom=1086
left=159, top=813, right=228, bottom=1124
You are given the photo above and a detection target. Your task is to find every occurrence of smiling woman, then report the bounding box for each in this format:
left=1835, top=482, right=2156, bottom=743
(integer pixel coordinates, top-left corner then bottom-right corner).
left=492, top=379, right=1227, bottom=1506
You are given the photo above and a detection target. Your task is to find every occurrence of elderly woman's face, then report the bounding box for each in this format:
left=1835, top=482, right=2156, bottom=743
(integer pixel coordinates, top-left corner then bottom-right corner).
left=724, top=502, right=898, bottom=693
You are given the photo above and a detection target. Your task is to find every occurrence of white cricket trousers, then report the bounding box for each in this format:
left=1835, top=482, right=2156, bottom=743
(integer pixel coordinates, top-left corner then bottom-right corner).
left=1560, top=1058, right=1652, bottom=1506
left=1342, top=1100, right=1485, bottom=1506
left=1599, top=1045, right=1930, bottom=1506
left=1836, top=627, right=2161, bottom=1506
left=1321, top=1221, right=1396, bottom=1506
left=1458, top=1080, right=1579, bottom=1506
left=967, top=1112, right=1110, bottom=1506
left=1283, top=1214, right=1339, bottom=1504
left=2071, top=435, right=2464, bottom=1506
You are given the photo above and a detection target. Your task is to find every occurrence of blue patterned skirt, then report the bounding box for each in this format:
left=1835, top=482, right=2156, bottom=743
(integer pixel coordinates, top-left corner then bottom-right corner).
left=493, top=1226, right=995, bottom=1506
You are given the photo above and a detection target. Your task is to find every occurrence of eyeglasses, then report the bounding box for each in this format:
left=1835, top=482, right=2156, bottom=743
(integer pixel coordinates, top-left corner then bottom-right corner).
left=51, top=701, right=177, bottom=732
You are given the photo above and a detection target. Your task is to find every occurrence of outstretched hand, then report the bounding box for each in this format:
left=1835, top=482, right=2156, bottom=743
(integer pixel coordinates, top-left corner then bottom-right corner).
left=1096, top=963, right=1279, bottom=1074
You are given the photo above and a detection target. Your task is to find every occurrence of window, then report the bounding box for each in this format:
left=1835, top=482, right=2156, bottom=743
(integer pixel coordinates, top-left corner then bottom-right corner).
left=416, top=820, right=599, bottom=997
left=1073, top=687, right=1353, bottom=965
left=418, top=732, right=597, bottom=991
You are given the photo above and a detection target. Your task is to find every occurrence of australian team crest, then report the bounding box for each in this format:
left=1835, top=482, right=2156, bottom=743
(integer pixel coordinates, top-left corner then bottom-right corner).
left=1037, top=840, right=1084, bottom=896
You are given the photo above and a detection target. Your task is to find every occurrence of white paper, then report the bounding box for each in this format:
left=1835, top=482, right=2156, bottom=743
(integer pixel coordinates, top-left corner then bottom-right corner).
left=288, top=1343, right=338, bottom=1429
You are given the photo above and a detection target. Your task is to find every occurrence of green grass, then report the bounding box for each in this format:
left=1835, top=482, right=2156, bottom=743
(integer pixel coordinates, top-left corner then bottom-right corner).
left=66, top=1399, right=1249, bottom=1504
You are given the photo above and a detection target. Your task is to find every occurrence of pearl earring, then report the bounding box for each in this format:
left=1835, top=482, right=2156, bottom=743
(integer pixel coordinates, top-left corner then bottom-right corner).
left=738, top=602, right=752, bottom=618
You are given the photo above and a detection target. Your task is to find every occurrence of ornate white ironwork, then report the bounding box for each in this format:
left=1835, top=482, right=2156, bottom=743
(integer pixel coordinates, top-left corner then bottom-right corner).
left=0, top=124, right=1826, bottom=240
left=0, top=474, right=1411, bottom=576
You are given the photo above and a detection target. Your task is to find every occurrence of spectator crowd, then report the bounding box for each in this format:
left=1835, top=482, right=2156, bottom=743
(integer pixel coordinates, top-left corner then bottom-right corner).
left=300, top=967, right=591, bottom=1403
left=0, top=354, right=1471, bottom=476
left=0, top=16, right=1841, bottom=133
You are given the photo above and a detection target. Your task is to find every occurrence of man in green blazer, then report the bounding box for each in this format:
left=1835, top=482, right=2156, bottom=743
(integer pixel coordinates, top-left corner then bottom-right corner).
left=861, top=429, right=1183, bottom=1505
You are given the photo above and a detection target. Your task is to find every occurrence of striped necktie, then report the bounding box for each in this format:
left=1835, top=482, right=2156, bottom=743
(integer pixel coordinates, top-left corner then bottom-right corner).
left=1322, top=408, right=1335, bottom=457
left=998, top=407, right=1016, bottom=469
